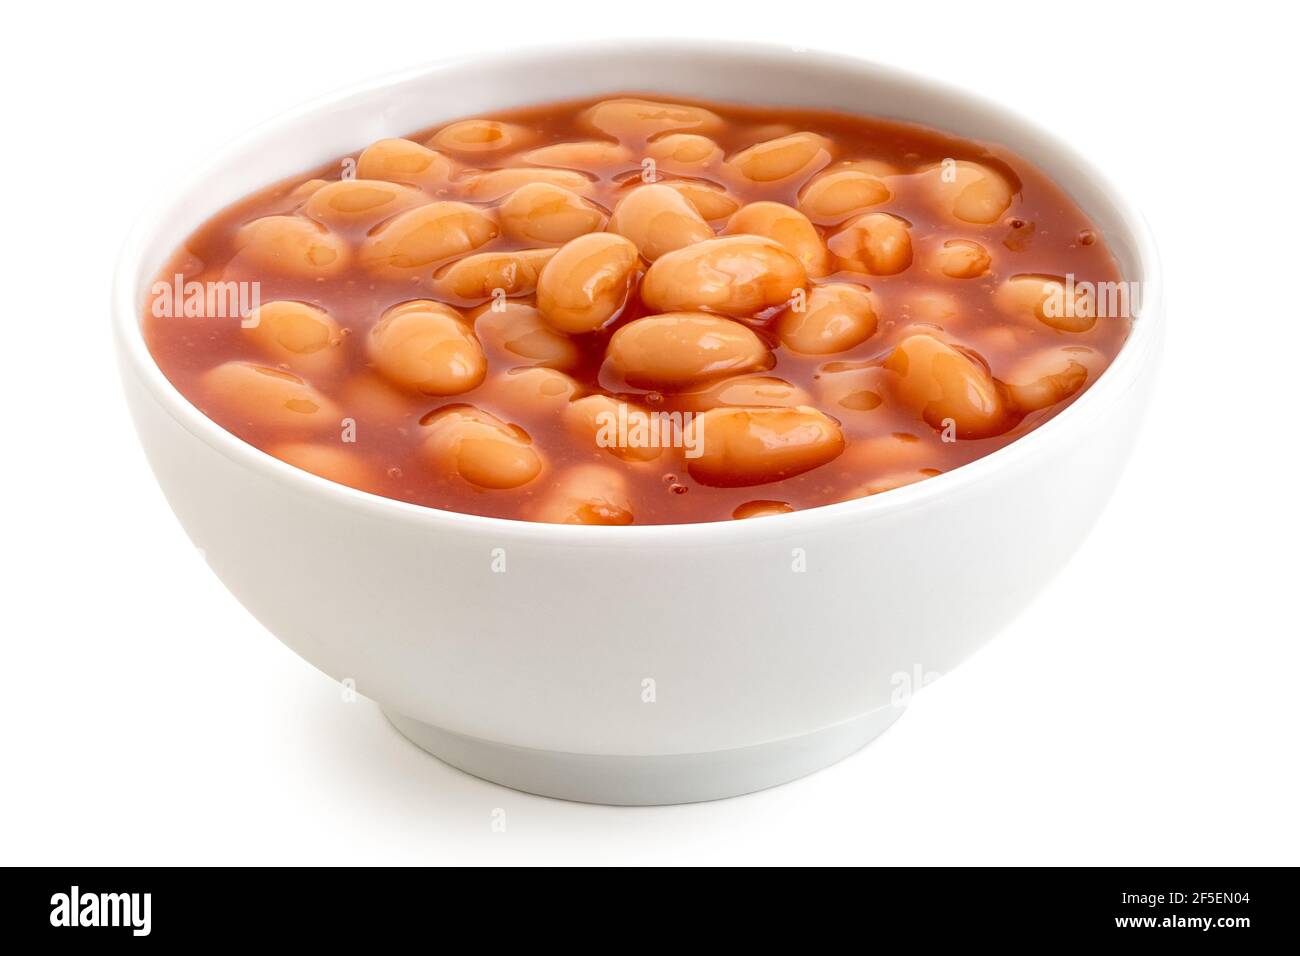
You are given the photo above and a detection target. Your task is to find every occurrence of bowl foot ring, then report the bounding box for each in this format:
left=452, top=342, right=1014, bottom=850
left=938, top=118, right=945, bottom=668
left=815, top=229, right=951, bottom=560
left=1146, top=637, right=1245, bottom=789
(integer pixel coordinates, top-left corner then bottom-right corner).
left=382, top=704, right=904, bottom=805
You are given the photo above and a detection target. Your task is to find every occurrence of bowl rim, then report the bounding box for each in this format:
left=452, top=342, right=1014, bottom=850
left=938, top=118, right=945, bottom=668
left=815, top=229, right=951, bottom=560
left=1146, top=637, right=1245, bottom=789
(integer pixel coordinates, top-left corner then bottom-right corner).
left=113, top=38, right=1163, bottom=543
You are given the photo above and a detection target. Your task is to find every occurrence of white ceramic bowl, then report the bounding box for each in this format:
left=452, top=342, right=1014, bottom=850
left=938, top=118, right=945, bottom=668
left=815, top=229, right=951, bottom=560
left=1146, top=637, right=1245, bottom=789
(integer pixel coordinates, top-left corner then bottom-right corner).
left=114, top=40, right=1162, bottom=804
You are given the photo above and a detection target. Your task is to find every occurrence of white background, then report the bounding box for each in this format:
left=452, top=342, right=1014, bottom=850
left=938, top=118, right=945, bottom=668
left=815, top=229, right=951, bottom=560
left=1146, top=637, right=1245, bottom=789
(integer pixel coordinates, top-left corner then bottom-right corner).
left=2, top=1, right=1296, bottom=865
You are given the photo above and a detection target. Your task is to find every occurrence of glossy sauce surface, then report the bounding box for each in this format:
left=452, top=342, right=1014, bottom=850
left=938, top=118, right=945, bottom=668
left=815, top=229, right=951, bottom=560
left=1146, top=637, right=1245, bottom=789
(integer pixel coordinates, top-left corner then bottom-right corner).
left=143, top=94, right=1131, bottom=524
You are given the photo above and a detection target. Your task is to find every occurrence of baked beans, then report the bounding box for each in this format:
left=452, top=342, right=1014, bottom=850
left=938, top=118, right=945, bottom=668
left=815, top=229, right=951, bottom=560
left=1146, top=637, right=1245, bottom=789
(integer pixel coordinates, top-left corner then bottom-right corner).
left=145, top=94, right=1131, bottom=523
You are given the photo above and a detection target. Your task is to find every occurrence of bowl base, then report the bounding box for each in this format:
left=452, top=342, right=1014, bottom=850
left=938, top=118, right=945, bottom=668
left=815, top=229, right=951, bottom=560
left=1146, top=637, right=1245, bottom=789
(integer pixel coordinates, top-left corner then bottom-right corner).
left=382, top=705, right=904, bottom=805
